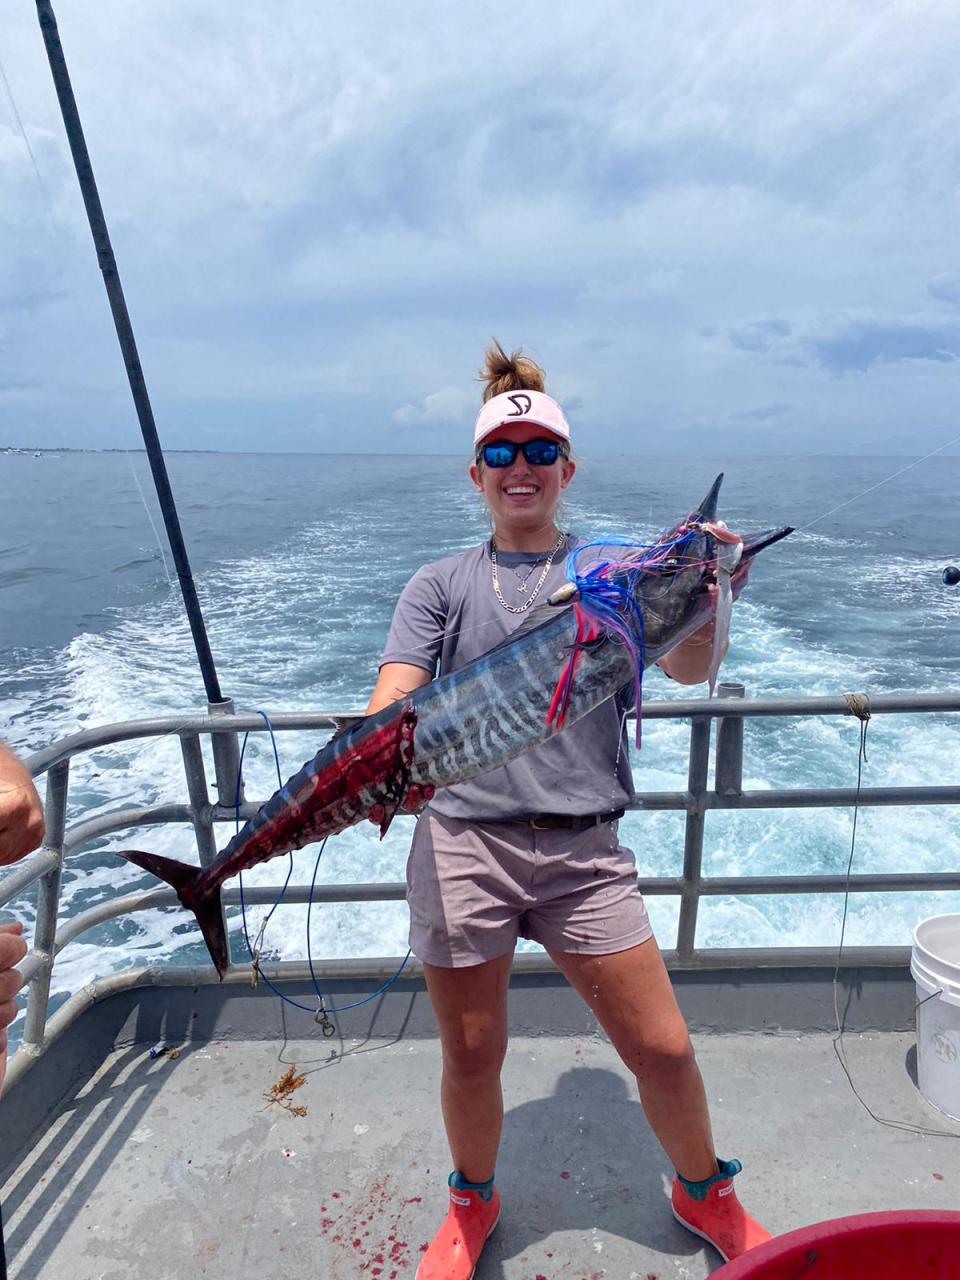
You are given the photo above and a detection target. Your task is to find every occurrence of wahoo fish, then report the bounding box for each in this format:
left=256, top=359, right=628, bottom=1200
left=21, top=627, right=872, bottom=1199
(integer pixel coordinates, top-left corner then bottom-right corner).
left=118, top=475, right=791, bottom=977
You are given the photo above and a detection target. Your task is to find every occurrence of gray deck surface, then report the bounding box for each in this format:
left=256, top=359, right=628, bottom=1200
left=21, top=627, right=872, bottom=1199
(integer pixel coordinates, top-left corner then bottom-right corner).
left=4, top=1028, right=960, bottom=1280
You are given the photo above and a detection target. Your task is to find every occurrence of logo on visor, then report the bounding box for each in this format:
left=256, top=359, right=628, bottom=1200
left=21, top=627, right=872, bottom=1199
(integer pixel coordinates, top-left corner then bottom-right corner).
left=507, top=393, right=532, bottom=416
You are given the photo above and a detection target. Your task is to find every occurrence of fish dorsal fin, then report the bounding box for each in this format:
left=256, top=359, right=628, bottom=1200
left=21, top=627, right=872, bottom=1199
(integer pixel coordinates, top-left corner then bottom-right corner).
left=487, top=600, right=574, bottom=655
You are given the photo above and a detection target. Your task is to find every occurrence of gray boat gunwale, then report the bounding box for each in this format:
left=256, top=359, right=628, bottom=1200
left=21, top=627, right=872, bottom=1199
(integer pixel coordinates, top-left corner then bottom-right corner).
left=4, top=685, right=959, bottom=1073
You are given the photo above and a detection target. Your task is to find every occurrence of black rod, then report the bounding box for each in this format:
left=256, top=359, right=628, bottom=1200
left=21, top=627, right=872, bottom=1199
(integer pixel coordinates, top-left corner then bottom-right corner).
left=35, top=0, right=225, bottom=705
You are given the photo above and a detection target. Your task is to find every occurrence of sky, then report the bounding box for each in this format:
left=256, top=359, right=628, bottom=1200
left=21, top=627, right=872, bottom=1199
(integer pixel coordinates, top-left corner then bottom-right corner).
left=1, top=0, right=959, bottom=455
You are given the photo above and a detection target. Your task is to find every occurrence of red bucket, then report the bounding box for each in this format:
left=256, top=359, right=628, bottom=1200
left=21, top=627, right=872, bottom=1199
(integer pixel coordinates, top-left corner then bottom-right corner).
left=712, top=1210, right=960, bottom=1279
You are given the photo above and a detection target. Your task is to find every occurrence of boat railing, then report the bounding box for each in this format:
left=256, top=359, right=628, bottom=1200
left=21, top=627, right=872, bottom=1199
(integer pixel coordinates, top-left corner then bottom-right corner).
left=4, top=685, right=960, bottom=1076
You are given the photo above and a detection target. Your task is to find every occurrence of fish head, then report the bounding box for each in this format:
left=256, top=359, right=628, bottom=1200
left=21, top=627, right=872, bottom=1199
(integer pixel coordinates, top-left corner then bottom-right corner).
left=627, top=473, right=793, bottom=648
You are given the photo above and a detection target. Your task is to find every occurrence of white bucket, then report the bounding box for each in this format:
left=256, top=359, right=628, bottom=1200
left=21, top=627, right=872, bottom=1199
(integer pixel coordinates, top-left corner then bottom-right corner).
left=911, top=913, right=960, bottom=1122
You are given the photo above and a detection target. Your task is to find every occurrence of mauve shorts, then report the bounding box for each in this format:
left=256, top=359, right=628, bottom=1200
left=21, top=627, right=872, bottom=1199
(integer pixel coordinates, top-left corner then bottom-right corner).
left=406, top=809, right=653, bottom=968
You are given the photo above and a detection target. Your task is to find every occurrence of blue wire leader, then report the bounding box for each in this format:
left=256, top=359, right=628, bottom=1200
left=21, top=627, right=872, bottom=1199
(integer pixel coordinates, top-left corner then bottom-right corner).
left=234, top=709, right=411, bottom=1018
left=563, top=530, right=698, bottom=605
left=561, top=531, right=698, bottom=744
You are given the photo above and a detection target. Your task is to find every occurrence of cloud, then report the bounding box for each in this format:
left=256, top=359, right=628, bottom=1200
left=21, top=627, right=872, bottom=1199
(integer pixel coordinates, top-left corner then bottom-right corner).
left=0, top=379, right=42, bottom=402
left=3, top=1, right=960, bottom=452
left=806, top=316, right=960, bottom=373
left=929, top=276, right=960, bottom=306
left=729, top=320, right=793, bottom=354
left=393, top=386, right=474, bottom=427
left=726, top=311, right=960, bottom=374
left=729, top=403, right=791, bottom=424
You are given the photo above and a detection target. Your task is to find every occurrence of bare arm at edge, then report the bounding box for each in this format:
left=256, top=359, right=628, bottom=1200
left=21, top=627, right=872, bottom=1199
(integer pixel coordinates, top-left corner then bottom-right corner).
left=364, top=662, right=434, bottom=717
left=0, top=741, right=45, bottom=866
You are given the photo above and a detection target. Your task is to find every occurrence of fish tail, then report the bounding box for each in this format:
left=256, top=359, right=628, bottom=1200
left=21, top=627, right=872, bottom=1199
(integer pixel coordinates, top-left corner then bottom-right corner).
left=117, top=850, right=229, bottom=980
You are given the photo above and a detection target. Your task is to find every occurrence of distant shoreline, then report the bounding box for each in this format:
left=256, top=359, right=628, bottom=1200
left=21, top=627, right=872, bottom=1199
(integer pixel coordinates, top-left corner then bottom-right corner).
left=1, top=447, right=222, bottom=456
left=4, top=446, right=960, bottom=461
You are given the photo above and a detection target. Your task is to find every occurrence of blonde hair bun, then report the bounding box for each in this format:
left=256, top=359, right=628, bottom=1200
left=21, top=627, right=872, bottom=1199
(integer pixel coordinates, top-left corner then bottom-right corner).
left=479, top=339, right=546, bottom=403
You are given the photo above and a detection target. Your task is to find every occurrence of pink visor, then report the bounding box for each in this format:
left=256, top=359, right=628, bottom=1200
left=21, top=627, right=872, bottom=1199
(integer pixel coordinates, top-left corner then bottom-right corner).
left=473, top=389, right=571, bottom=450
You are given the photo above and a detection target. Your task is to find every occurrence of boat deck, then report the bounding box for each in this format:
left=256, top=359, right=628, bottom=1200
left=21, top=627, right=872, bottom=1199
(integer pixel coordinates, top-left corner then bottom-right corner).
left=3, top=970, right=960, bottom=1280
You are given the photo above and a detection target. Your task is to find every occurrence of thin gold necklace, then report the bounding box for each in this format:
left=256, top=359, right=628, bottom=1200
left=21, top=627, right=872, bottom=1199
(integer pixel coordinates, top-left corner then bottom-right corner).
left=490, top=531, right=565, bottom=614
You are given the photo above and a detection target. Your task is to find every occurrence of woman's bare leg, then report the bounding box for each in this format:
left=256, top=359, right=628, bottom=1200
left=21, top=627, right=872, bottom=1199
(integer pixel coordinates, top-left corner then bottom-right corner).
left=423, top=952, right=514, bottom=1182
left=549, top=938, right=717, bottom=1181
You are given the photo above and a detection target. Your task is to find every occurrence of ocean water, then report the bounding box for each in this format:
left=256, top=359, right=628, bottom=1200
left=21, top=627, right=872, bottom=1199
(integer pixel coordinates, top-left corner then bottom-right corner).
left=1, top=450, right=959, bottom=1036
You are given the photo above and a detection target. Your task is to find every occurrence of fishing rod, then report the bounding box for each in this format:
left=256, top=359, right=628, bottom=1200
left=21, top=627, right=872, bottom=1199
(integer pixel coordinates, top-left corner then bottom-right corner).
left=34, top=0, right=226, bottom=708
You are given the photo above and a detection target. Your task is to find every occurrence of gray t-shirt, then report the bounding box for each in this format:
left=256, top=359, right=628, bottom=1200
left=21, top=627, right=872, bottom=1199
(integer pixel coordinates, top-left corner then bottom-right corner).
left=381, top=535, right=636, bottom=822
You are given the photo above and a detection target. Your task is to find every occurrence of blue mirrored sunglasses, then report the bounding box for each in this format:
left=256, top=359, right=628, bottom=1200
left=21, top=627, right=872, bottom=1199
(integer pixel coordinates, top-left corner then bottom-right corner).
left=478, top=438, right=568, bottom=468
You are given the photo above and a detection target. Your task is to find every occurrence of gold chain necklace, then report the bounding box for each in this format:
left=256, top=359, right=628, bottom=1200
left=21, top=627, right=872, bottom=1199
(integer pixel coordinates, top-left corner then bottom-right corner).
left=490, top=532, right=565, bottom=615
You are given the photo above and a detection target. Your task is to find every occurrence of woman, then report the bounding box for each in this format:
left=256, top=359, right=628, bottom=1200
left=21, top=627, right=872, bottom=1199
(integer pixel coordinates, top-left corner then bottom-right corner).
left=365, top=342, right=770, bottom=1278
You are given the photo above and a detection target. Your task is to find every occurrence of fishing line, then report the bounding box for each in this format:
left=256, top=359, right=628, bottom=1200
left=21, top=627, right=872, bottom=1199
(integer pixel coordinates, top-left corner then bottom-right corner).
left=123, top=452, right=174, bottom=591
left=234, top=712, right=411, bottom=1022
left=799, top=431, right=960, bottom=533
left=0, top=53, right=59, bottom=244
left=0, top=48, right=98, bottom=345
left=832, top=698, right=960, bottom=1139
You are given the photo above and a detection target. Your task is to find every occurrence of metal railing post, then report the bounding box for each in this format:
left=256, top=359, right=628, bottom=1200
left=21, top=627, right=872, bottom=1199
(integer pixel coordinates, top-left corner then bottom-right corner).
left=715, top=682, right=745, bottom=796
left=22, top=760, right=69, bottom=1052
left=180, top=734, right=219, bottom=867
left=208, top=698, right=243, bottom=810
left=676, top=716, right=712, bottom=959
left=180, top=731, right=232, bottom=967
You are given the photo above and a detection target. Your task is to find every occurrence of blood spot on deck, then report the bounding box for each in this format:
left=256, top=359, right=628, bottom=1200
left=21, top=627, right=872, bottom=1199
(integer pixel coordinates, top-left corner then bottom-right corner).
left=560, top=1170, right=570, bottom=1179
left=933, top=1172, right=944, bottom=1180
left=320, top=1176, right=422, bottom=1277
left=195, top=1239, right=220, bottom=1265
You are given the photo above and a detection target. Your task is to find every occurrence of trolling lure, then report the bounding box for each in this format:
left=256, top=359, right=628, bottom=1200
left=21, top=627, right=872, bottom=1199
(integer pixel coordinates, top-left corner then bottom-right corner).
left=118, top=474, right=791, bottom=977
left=545, top=529, right=697, bottom=743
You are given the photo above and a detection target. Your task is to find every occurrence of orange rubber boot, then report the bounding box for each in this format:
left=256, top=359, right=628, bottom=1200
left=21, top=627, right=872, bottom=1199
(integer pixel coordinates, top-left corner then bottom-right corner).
left=415, top=1171, right=501, bottom=1280
left=671, top=1158, right=771, bottom=1263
